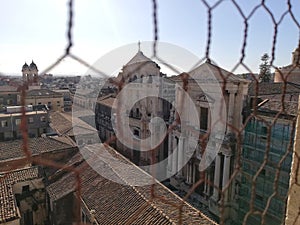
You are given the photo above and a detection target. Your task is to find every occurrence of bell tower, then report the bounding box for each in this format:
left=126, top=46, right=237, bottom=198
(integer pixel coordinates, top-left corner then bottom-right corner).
left=22, top=62, right=30, bottom=82
left=21, top=60, right=40, bottom=89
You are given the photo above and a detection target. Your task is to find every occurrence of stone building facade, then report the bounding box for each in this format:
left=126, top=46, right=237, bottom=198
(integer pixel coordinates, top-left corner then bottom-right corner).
left=0, top=107, right=49, bottom=141
left=95, top=49, right=175, bottom=168
left=0, top=167, right=46, bottom=225
left=274, top=45, right=300, bottom=84
left=167, top=62, right=249, bottom=222
left=21, top=89, right=64, bottom=112
left=94, top=49, right=249, bottom=222
left=54, top=89, right=73, bottom=112
left=0, top=86, right=19, bottom=111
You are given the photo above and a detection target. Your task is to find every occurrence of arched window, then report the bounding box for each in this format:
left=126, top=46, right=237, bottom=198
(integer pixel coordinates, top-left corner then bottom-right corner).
left=132, top=75, right=138, bottom=82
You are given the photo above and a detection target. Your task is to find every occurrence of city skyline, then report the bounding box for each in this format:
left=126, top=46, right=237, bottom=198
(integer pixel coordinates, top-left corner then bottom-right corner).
left=0, top=0, right=299, bottom=75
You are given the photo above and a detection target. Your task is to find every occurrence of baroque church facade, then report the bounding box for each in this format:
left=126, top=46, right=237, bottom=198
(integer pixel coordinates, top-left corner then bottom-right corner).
left=95, top=45, right=249, bottom=223
left=96, top=47, right=175, bottom=169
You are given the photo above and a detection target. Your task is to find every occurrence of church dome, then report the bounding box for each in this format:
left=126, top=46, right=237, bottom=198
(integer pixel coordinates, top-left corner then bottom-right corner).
left=22, top=62, right=29, bottom=71
left=30, top=60, right=38, bottom=70
left=126, top=51, right=152, bottom=66
left=22, top=62, right=29, bottom=68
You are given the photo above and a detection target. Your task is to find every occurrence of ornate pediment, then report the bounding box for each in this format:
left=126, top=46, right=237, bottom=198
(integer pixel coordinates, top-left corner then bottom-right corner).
left=197, top=93, right=215, bottom=103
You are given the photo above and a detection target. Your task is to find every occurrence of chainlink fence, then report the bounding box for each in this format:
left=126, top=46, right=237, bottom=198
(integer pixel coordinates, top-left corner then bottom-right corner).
left=1, top=0, right=300, bottom=225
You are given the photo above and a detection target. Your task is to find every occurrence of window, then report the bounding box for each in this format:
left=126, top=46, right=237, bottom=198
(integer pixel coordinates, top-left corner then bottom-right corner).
left=40, top=116, right=46, bottom=122
left=261, top=126, right=267, bottom=134
left=241, top=175, right=247, bottom=184
left=22, top=185, right=30, bottom=193
left=200, top=107, right=208, bottom=130
left=15, top=118, right=21, bottom=125
left=28, top=117, right=34, bottom=123
left=133, top=129, right=140, bottom=137
left=23, top=210, right=33, bottom=225
left=255, top=194, right=263, bottom=203
left=1, top=120, right=8, bottom=127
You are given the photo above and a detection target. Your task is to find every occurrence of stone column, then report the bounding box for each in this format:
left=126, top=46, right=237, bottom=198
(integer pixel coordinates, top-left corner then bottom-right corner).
left=204, top=171, right=208, bottom=195
left=177, top=136, right=185, bottom=176
left=222, top=154, right=231, bottom=201
left=167, top=133, right=173, bottom=176
left=213, top=154, right=221, bottom=200
left=227, top=89, right=236, bottom=131
left=172, top=136, right=178, bottom=174
left=188, top=163, right=192, bottom=183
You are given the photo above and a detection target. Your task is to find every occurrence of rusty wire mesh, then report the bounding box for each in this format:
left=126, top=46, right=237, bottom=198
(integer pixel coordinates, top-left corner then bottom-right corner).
left=0, top=0, right=300, bottom=225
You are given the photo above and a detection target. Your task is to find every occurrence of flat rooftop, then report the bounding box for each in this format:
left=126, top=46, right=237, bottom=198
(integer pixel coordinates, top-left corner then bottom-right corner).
left=0, top=111, right=47, bottom=118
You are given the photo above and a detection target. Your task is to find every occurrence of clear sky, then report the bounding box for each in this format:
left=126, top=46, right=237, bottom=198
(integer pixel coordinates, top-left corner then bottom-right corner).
left=0, top=0, right=299, bottom=76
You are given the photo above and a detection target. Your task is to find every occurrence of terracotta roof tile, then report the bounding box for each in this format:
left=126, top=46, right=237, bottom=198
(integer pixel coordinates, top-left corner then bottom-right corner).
left=259, top=100, right=298, bottom=116
left=0, top=86, right=19, bottom=92
left=248, top=82, right=300, bottom=96
left=97, top=96, right=116, bottom=108
left=0, top=167, right=40, bottom=223
left=47, top=145, right=216, bottom=225
left=0, top=136, right=74, bottom=161
left=50, top=112, right=97, bottom=137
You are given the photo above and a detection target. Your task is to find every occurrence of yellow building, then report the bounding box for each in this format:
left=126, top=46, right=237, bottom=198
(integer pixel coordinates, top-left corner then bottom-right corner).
left=19, top=89, right=64, bottom=112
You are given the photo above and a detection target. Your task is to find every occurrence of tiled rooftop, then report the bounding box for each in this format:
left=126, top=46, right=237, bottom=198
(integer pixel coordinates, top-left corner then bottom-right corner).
left=248, top=82, right=300, bottom=96
left=259, top=99, right=299, bottom=116
left=0, top=136, right=75, bottom=161
left=0, top=86, right=19, bottom=92
left=97, top=96, right=116, bottom=108
left=47, top=144, right=216, bottom=225
left=0, top=167, right=40, bottom=223
left=26, top=89, right=62, bottom=97
left=0, top=110, right=47, bottom=118
left=50, top=112, right=97, bottom=137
